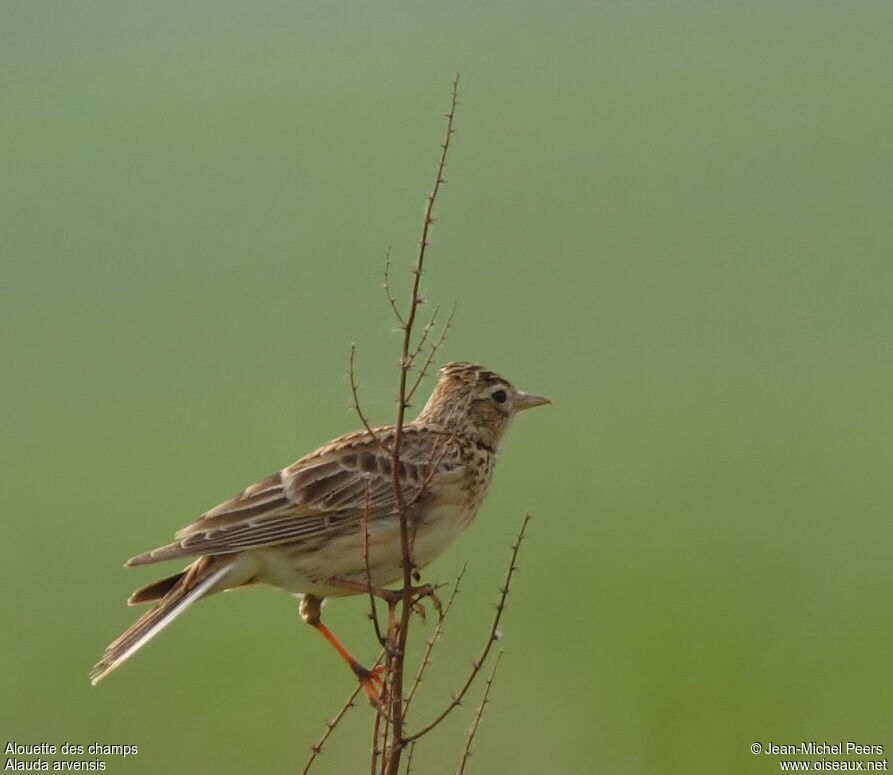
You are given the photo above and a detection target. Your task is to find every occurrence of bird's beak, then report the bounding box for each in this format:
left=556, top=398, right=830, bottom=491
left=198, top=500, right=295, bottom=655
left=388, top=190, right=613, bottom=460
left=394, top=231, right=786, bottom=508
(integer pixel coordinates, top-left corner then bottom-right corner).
left=515, top=391, right=551, bottom=412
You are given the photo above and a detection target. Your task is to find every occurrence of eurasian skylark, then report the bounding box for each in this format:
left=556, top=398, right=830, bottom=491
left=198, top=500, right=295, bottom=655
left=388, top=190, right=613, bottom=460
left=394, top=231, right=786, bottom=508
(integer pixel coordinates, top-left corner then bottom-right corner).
left=91, top=362, right=549, bottom=693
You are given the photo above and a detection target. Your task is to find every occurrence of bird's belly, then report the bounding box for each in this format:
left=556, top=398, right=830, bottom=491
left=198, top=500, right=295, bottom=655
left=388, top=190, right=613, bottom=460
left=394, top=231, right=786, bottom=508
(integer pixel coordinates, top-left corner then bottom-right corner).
left=411, top=499, right=478, bottom=568
left=250, top=500, right=479, bottom=598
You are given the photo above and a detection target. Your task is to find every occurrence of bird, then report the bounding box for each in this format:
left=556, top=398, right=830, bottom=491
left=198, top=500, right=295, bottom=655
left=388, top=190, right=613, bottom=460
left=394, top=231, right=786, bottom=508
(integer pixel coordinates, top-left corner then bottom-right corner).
left=90, top=362, right=549, bottom=696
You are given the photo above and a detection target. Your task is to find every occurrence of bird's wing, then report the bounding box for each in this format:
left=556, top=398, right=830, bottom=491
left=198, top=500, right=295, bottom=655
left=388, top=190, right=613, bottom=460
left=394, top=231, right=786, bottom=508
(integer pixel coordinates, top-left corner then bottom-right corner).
left=126, top=427, right=459, bottom=565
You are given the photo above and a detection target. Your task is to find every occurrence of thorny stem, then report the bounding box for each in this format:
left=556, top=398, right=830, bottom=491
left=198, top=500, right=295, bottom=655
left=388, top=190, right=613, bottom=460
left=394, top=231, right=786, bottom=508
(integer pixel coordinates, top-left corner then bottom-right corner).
left=405, top=302, right=457, bottom=404
left=310, top=73, right=535, bottom=775
left=350, top=344, right=390, bottom=455
left=385, top=74, right=460, bottom=775
left=371, top=698, right=382, bottom=775
left=402, top=431, right=456, bottom=511
left=404, top=514, right=530, bottom=743
left=406, top=304, right=440, bottom=376
left=456, top=651, right=503, bottom=775
left=378, top=693, right=392, bottom=775
left=403, top=564, right=466, bottom=715
left=383, top=248, right=405, bottom=327
left=404, top=742, right=416, bottom=775
left=301, top=685, right=362, bottom=775
left=363, top=481, right=385, bottom=648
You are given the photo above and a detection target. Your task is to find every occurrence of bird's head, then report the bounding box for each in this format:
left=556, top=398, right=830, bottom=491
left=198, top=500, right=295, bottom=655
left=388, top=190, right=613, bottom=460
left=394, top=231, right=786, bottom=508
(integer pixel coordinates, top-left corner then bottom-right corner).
left=415, top=362, right=550, bottom=449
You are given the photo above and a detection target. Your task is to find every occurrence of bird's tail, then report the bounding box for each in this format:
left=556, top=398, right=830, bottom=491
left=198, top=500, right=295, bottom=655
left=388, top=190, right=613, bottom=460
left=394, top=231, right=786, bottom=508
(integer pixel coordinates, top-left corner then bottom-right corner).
left=90, top=556, right=235, bottom=685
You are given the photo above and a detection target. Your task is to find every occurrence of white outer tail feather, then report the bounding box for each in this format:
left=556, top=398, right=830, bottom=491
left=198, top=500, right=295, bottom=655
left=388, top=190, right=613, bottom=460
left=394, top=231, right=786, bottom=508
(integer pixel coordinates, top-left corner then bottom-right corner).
left=90, top=562, right=234, bottom=685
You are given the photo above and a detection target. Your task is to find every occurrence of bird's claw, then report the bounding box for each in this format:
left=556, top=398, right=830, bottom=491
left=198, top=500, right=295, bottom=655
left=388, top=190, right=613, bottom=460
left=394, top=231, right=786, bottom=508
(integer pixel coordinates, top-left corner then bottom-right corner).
left=353, top=663, right=387, bottom=705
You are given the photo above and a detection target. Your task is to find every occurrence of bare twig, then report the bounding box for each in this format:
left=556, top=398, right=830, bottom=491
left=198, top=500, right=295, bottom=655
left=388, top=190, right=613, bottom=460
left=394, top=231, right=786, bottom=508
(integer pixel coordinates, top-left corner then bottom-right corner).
left=409, top=304, right=440, bottom=361
left=384, top=74, right=461, bottom=775
left=350, top=344, right=390, bottom=454
left=301, top=685, right=363, bottom=775
left=379, top=700, right=393, bottom=775
left=383, top=248, right=405, bottom=327
left=404, top=741, right=416, bottom=775
left=371, top=700, right=383, bottom=775
left=405, top=302, right=457, bottom=404
left=405, top=514, right=530, bottom=743
left=403, top=432, right=457, bottom=511
left=363, top=481, right=385, bottom=648
left=327, top=72, right=534, bottom=775
left=456, top=651, right=503, bottom=775
left=404, top=563, right=466, bottom=714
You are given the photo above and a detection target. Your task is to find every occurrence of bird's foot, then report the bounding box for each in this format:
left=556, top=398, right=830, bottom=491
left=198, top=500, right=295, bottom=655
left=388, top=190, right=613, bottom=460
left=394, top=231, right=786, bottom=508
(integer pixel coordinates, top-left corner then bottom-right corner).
left=327, top=577, right=441, bottom=619
left=353, top=662, right=387, bottom=705
left=407, top=584, right=443, bottom=622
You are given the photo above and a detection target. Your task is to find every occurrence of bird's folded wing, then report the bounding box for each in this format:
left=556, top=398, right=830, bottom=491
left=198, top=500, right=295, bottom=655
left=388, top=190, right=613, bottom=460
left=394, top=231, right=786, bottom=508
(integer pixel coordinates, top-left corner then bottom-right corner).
left=126, top=429, right=457, bottom=565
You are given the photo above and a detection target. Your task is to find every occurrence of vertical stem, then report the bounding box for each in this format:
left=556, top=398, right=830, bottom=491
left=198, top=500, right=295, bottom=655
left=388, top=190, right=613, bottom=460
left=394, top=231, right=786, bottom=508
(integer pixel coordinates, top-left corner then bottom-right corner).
left=383, top=74, right=460, bottom=775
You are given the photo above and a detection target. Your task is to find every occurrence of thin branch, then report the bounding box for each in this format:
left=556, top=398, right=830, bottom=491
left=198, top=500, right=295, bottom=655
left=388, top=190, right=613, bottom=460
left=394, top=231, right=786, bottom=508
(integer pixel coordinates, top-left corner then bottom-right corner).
left=405, top=513, right=530, bottom=743
left=403, top=432, right=457, bottom=511
left=405, top=302, right=457, bottom=404
left=363, top=480, right=385, bottom=648
left=405, top=304, right=439, bottom=378
left=456, top=651, right=503, bottom=775
left=383, top=248, right=405, bottom=327
left=385, top=73, right=461, bottom=775
left=379, top=695, right=393, bottom=775
left=404, top=563, right=466, bottom=715
left=371, top=698, right=383, bottom=775
left=350, top=344, right=390, bottom=454
left=391, top=74, right=460, bottom=514
left=301, top=685, right=362, bottom=775
left=404, top=742, right=416, bottom=775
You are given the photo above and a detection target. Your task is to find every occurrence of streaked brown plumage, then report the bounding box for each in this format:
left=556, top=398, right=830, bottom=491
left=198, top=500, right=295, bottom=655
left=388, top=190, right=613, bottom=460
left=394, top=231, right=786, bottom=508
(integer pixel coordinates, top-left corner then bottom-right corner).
left=91, top=362, right=549, bottom=687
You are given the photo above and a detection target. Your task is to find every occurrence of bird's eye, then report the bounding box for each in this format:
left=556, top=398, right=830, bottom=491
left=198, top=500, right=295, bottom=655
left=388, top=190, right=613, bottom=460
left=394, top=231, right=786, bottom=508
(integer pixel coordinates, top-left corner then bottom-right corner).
left=491, top=390, right=507, bottom=404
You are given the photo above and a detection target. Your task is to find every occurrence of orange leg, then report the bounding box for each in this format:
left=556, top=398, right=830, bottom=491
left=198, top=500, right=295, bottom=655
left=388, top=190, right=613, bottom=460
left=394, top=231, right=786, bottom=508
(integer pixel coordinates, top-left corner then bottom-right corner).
left=300, top=594, right=385, bottom=704
left=310, top=620, right=385, bottom=703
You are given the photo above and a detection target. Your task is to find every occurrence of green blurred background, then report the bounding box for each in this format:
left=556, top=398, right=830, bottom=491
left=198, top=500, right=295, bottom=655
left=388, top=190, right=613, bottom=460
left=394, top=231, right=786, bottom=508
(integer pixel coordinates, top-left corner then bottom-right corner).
left=2, top=2, right=892, bottom=773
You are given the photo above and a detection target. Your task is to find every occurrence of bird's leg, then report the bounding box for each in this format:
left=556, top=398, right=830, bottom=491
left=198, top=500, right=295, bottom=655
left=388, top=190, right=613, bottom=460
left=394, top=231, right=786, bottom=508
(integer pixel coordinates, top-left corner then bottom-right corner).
left=324, top=576, right=400, bottom=600
left=299, top=594, right=385, bottom=704
left=327, top=577, right=443, bottom=622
